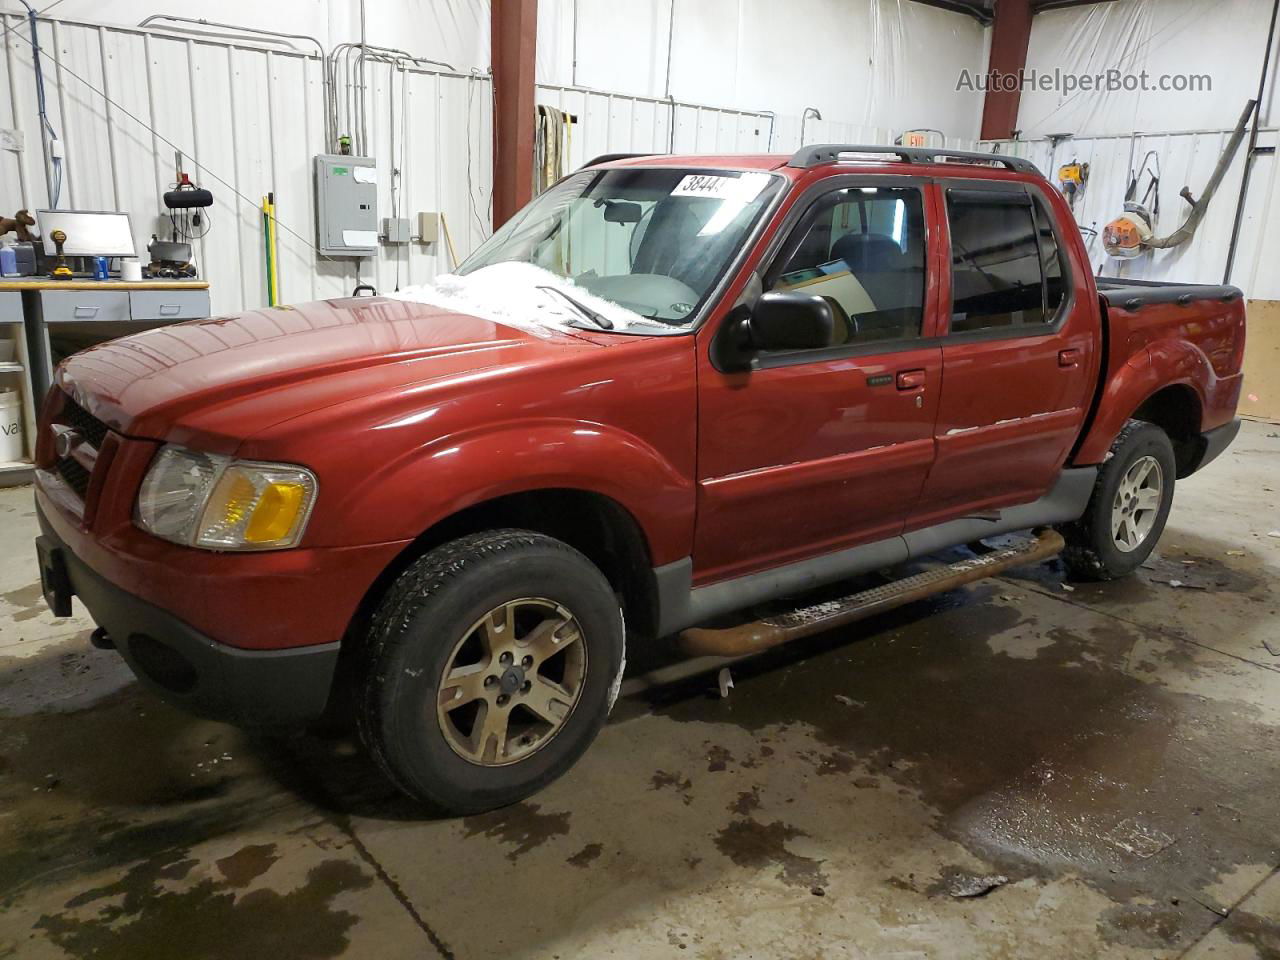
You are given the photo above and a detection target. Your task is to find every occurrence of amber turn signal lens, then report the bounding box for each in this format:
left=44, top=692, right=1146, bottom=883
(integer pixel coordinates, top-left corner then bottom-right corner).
left=193, top=460, right=318, bottom=550
left=244, top=482, right=307, bottom=543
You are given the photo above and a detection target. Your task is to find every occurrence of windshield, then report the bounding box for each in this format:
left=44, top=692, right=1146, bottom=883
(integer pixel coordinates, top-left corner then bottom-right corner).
left=457, top=168, right=781, bottom=331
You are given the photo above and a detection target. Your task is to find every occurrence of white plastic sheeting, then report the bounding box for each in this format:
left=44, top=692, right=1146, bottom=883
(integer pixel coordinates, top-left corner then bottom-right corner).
left=536, top=0, right=987, bottom=139
left=0, top=13, right=491, bottom=316
left=1018, top=0, right=1277, bottom=138
left=985, top=127, right=1280, bottom=299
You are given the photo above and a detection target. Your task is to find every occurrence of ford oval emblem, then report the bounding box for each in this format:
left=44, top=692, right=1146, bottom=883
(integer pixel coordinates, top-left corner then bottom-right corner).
left=51, top=425, right=82, bottom=458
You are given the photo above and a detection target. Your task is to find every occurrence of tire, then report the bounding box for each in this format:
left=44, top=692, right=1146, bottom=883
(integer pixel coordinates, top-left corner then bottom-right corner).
left=1059, top=419, right=1177, bottom=581
left=358, top=529, right=624, bottom=814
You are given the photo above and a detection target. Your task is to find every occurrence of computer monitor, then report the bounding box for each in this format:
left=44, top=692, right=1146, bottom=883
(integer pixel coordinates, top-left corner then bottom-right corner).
left=36, top=210, right=137, bottom=257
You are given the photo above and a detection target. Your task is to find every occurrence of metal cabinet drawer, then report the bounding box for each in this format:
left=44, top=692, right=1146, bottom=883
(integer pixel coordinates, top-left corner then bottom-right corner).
left=130, top=289, right=210, bottom=322
left=40, top=291, right=130, bottom=324
left=0, top=292, right=21, bottom=325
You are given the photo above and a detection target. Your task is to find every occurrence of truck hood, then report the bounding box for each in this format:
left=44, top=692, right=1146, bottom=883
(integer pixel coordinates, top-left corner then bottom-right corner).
left=57, top=296, right=603, bottom=448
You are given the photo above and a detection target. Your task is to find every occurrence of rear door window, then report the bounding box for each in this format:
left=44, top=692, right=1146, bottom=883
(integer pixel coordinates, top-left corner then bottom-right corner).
left=947, top=190, right=1052, bottom=333
left=1033, top=194, right=1067, bottom=318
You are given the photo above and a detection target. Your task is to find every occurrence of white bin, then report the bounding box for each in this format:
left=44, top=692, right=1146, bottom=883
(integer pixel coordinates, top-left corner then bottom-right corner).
left=0, top=390, right=23, bottom=462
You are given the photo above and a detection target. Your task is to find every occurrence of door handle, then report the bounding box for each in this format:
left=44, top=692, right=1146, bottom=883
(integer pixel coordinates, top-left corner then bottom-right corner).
left=896, top=369, right=926, bottom=390
left=1058, top=348, right=1082, bottom=367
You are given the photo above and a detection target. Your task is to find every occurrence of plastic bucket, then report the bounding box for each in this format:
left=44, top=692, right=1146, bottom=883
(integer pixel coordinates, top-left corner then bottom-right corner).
left=0, top=390, right=22, bottom=461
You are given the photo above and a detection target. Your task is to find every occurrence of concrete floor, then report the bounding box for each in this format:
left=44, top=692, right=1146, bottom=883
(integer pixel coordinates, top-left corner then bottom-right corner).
left=1, top=422, right=1278, bottom=959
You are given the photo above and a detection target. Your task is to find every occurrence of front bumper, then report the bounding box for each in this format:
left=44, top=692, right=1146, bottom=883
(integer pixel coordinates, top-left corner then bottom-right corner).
left=37, top=507, right=340, bottom=727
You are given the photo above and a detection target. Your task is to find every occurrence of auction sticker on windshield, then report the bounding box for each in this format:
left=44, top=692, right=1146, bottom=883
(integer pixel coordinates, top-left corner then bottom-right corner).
left=672, top=173, right=768, bottom=201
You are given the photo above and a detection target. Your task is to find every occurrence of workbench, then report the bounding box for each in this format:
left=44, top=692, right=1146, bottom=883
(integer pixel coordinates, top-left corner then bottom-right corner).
left=0, top=279, right=211, bottom=485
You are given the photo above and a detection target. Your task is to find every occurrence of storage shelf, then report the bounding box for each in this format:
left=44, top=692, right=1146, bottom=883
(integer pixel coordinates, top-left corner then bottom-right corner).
left=0, top=459, right=33, bottom=473
left=0, top=362, right=24, bottom=373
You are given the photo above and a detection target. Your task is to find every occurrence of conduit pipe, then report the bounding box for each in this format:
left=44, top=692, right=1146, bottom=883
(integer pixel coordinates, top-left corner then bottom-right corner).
left=138, top=15, right=334, bottom=150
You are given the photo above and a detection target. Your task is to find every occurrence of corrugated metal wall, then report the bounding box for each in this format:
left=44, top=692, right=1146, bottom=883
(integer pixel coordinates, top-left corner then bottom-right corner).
left=0, top=13, right=491, bottom=316
left=983, top=127, right=1280, bottom=299
left=534, top=84, right=774, bottom=165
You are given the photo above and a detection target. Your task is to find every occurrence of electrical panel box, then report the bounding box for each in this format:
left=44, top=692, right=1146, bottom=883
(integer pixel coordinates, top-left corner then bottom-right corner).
left=314, top=154, right=377, bottom=257
left=417, top=211, right=440, bottom=244
left=382, top=217, right=411, bottom=244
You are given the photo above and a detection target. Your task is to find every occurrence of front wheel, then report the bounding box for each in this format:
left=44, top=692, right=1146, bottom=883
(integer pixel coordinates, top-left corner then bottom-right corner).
left=358, top=530, right=624, bottom=814
left=1059, top=419, right=1177, bottom=580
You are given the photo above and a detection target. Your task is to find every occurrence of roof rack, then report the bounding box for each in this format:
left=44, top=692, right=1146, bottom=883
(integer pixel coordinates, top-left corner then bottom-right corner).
left=581, top=152, right=656, bottom=168
left=787, top=143, right=1040, bottom=175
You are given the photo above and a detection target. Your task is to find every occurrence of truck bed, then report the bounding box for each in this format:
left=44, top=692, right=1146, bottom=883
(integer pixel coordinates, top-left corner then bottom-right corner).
left=1096, top=276, right=1244, bottom=310
left=1075, top=275, right=1247, bottom=470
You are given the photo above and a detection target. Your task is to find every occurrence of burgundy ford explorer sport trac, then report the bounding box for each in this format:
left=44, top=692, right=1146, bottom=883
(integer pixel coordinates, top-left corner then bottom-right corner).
left=34, top=145, right=1244, bottom=814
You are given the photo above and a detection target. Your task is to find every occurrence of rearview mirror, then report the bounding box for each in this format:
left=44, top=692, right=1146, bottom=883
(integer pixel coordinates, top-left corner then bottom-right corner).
left=749, top=291, right=834, bottom=351
left=594, top=199, right=643, bottom=223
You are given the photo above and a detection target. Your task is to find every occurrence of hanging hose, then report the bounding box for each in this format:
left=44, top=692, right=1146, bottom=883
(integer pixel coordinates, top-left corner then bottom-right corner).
left=1146, top=99, right=1256, bottom=249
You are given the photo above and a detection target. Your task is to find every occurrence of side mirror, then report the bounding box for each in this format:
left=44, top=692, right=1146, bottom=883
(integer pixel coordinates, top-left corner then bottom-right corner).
left=748, top=291, right=834, bottom=351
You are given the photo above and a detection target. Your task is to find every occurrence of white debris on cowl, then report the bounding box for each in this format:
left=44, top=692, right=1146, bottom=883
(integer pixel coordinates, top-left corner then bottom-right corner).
left=389, top=261, right=649, bottom=337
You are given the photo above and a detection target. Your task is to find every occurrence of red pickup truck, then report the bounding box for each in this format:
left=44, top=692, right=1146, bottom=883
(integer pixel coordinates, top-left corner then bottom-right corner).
left=33, top=145, right=1244, bottom=814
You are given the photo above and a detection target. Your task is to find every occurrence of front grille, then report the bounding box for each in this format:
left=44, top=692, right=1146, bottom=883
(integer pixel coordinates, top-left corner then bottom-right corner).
left=47, top=393, right=112, bottom=503
left=61, top=396, right=109, bottom=449
left=56, top=456, right=92, bottom=498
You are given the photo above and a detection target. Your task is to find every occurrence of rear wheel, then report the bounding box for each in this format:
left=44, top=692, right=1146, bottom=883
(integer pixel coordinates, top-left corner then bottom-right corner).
left=1059, top=419, right=1176, bottom=580
left=358, top=530, right=624, bottom=814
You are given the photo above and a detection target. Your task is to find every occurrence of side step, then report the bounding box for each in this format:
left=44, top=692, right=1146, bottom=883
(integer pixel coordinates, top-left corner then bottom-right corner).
left=678, top=529, right=1065, bottom=658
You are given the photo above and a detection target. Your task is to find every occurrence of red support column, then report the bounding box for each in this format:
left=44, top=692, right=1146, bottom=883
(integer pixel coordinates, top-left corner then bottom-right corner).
left=980, top=0, right=1033, bottom=141
left=491, top=0, right=538, bottom=229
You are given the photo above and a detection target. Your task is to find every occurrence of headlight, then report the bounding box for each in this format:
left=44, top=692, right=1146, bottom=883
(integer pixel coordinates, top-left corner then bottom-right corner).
left=136, top=445, right=318, bottom=550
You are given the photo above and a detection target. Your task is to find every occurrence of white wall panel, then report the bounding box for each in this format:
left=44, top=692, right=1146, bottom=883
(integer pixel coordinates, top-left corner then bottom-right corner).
left=534, top=84, right=770, bottom=168
left=1232, top=149, right=1280, bottom=300
left=0, top=0, right=479, bottom=74
left=0, top=13, right=492, bottom=315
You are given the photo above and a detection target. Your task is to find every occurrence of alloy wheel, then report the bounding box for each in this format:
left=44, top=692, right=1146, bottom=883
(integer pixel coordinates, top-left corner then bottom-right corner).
left=436, top=598, right=588, bottom=766
left=1111, top=455, right=1163, bottom=553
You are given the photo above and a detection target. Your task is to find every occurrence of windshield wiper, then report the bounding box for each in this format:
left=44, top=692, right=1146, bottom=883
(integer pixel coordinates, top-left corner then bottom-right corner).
left=537, top=285, right=614, bottom=330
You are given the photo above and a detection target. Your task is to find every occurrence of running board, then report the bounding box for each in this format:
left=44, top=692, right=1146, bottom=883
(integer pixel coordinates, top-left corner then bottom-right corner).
left=677, top=529, right=1065, bottom=658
